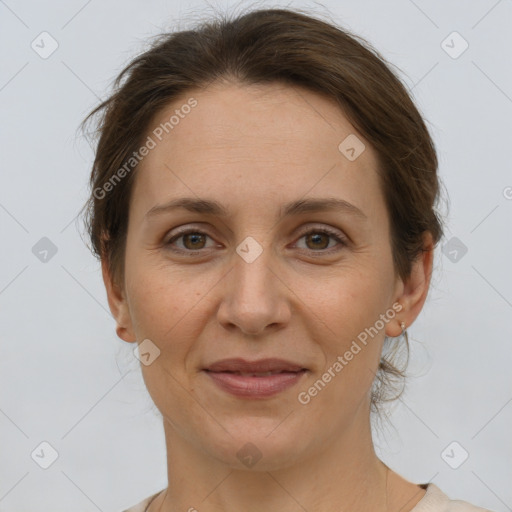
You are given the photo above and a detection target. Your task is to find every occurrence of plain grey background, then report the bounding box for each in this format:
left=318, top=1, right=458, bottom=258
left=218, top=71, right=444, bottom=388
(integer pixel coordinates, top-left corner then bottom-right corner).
left=1, top=0, right=511, bottom=510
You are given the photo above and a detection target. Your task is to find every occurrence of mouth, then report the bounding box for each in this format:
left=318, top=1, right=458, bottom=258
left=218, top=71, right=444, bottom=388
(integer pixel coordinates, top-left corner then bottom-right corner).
left=202, top=358, right=308, bottom=399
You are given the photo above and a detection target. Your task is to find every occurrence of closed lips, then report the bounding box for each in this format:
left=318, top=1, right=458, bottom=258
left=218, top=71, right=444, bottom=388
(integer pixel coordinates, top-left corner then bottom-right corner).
left=213, top=370, right=304, bottom=377
left=204, top=358, right=307, bottom=374
left=203, top=358, right=309, bottom=398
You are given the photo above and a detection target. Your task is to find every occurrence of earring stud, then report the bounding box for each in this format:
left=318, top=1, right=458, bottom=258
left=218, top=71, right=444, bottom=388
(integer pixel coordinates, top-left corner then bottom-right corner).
left=400, top=321, right=406, bottom=335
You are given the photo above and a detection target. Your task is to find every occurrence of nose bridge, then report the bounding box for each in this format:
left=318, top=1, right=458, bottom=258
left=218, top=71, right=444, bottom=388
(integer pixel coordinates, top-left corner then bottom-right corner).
left=234, top=239, right=274, bottom=294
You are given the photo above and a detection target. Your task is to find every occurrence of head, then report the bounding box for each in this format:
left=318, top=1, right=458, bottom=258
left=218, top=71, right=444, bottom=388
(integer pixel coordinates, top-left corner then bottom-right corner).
left=82, top=8, right=444, bottom=469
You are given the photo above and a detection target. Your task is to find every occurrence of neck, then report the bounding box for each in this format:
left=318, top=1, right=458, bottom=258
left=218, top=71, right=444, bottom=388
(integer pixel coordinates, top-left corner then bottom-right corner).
left=153, top=408, right=392, bottom=512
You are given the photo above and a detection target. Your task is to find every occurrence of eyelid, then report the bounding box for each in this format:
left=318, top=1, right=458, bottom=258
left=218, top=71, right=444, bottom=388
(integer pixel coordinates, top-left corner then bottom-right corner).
left=294, top=223, right=346, bottom=239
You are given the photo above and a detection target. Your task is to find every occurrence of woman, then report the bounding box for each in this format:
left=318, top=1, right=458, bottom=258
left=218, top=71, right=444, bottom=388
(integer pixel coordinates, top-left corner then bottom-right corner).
left=81, top=7, right=492, bottom=512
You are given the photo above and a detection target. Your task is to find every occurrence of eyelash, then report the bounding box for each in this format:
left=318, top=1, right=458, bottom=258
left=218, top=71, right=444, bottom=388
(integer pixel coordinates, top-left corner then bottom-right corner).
left=164, top=227, right=347, bottom=255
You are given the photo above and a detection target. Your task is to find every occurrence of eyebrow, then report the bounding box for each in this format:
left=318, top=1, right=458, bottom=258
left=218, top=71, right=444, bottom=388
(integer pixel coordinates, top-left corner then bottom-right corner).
left=144, top=197, right=367, bottom=221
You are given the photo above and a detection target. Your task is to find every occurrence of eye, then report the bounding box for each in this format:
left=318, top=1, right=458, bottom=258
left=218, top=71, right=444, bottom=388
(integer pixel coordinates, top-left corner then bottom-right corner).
left=164, top=226, right=347, bottom=255
left=165, top=229, right=217, bottom=252
left=294, top=227, right=346, bottom=252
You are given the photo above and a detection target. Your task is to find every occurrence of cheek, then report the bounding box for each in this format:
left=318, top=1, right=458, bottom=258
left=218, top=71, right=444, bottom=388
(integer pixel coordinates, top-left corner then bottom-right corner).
left=297, top=275, right=388, bottom=417
left=125, top=261, right=216, bottom=355
left=126, top=266, right=209, bottom=408
left=306, top=263, right=391, bottom=335
left=301, top=263, right=392, bottom=393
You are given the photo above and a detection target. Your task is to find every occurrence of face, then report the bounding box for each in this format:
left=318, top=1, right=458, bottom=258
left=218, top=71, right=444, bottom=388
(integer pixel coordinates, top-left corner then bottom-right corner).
left=106, top=81, right=422, bottom=471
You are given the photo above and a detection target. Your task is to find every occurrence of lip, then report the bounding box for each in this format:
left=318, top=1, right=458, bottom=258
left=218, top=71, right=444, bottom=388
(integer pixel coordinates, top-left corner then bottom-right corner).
left=203, top=358, right=308, bottom=399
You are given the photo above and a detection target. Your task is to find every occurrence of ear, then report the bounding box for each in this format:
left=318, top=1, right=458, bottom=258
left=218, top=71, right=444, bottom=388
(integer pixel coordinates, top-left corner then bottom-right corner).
left=385, top=231, right=435, bottom=337
left=101, top=257, right=137, bottom=343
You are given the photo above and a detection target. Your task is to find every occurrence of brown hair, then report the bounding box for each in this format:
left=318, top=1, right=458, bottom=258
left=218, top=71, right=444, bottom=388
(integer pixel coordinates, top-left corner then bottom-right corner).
left=81, top=7, right=444, bottom=413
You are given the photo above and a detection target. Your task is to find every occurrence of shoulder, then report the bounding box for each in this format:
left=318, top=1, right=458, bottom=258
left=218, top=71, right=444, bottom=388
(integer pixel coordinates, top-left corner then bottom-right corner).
left=121, top=489, right=164, bottom=512
left=120, top=484, right=493, bottom=512
left=412, top=483, right=494, bottom=512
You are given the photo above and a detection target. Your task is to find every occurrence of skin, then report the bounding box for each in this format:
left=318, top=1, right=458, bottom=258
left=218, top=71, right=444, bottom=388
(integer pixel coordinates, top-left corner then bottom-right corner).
left=103, top=81, right=434, bottom=512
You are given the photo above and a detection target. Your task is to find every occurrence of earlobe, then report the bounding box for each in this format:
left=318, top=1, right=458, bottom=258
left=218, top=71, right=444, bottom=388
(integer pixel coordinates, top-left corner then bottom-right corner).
left=101, top=258, right=137, bottom=343
left=115, top=324, right=136, bottom=343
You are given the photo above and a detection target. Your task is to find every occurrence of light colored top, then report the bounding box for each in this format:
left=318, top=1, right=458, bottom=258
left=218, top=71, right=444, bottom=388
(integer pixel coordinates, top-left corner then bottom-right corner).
left=121, top=483, right=493, bottom=511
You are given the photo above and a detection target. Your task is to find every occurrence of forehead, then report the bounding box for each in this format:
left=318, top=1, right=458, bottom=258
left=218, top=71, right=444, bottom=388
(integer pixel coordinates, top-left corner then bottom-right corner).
left=129, top=81, right=385, bottom=223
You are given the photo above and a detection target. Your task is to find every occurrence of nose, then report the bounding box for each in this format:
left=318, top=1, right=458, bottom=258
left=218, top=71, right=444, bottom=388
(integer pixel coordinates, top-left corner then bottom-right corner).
left=216, top=245, right=291, bottom=336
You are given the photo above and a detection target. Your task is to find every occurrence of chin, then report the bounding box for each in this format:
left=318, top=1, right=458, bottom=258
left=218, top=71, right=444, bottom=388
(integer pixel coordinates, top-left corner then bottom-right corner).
left=201, top=416, right=310, bottom=471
